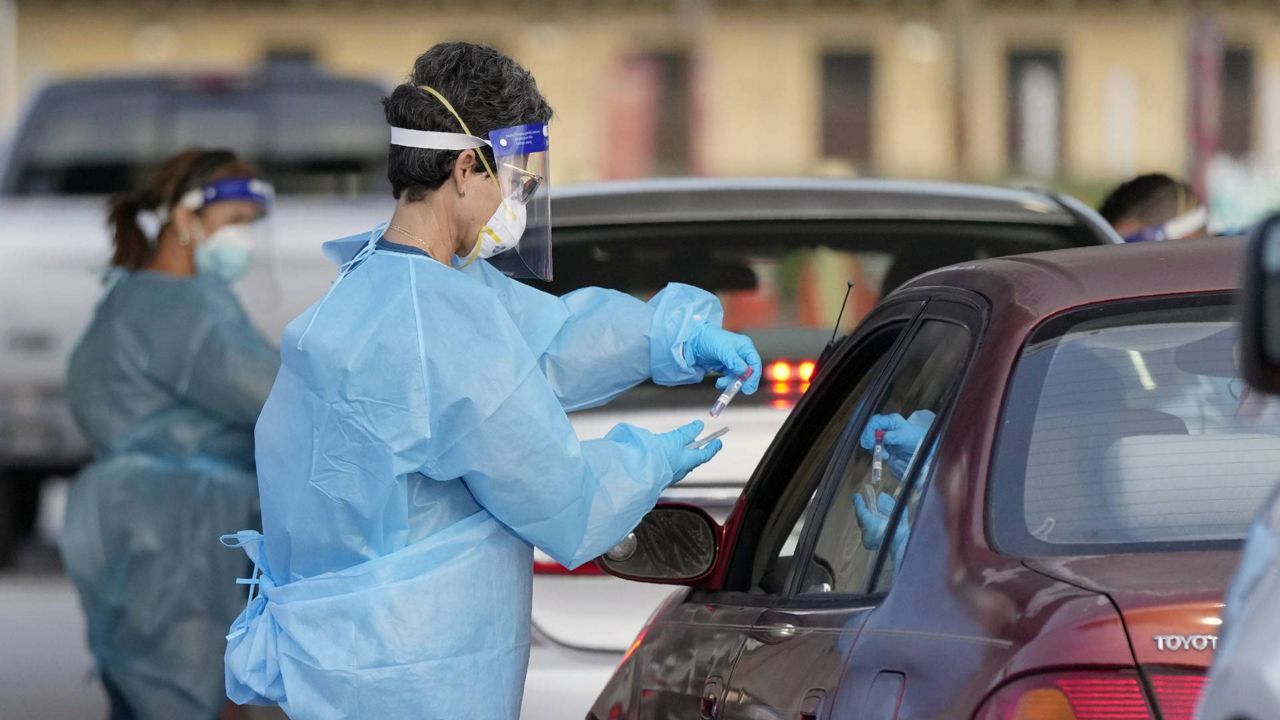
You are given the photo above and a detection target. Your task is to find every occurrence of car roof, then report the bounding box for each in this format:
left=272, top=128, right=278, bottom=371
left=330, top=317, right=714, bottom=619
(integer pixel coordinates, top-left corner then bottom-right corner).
left=30, top=63, right=383, bottom=98
left=550, top=177, right=1086, bottom=228
left=899, top=236, right=1242, bottom=318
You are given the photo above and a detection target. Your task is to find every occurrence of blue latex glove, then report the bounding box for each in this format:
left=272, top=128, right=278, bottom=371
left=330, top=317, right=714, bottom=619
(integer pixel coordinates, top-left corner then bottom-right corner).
left=852, top=491, right=911, bottom=569
left=860, top=412, right=931, bottom=479
left=684, top=324, right=763, bottom=395
left=653, top=420, right=724, bottom=484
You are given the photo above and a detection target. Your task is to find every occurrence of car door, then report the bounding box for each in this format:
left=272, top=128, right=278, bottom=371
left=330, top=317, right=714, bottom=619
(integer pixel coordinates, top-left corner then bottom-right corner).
left=721, top=298, right=981, bottom=720
left=639, top=298, right=921, bottom=720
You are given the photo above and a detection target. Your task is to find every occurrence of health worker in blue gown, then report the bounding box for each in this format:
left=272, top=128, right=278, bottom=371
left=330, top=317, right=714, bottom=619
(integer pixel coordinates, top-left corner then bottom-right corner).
left=222, top=42, right=763, bottom=720
left=61, top=149, right=280, bottom=720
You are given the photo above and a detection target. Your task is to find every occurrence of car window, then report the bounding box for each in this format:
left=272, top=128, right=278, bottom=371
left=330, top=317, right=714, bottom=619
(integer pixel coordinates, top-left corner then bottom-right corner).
left=870, top=435, right=937, bottom=594
left=992, top=296, right=1280, bottom=555
left=6, top=81, right=387, bottom=196
left=259, top=88, right=388, bottom=195
left=541, top=226, right=1072, bottom=413
left=10, top=89, right=163, bottom=194
left=798, top=320, right=971, bottom=595
left=749, top=352, right=891, bottom=595
left=742, top=322, right=909, bottom=595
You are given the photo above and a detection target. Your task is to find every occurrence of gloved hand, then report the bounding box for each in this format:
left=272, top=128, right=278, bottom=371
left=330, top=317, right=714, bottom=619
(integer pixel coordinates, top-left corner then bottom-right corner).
left=684, top=324, right=763, bottom=395
left=852, top=491, right=911, bottom=569
left=653, top=420, right=724, bottom=484
left=859, top=412, right=932, bottom=479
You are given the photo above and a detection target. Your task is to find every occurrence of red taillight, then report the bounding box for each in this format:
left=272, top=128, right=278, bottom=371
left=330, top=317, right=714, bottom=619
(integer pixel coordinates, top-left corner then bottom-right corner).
left=1147, top=672, right=1205, bottom=720
left=798, top=361, right=816, bottom=382
left=766, top=359, right=817, bottom=399
left=974, top=671, right=1154, bottom=720
left=532, top=549, right=604, bottom=575
left=768, top=361, right=793, bottom=382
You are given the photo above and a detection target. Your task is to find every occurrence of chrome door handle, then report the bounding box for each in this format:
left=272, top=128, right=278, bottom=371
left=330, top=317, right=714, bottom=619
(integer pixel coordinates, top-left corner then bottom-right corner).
left=799, top=688, right=827, bottom=720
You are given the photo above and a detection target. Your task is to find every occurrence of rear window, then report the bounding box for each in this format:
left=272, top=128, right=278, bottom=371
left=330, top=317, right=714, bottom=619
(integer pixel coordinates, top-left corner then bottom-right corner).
left=991, top=295, right=1280, bottom=555
left=531, top=220, right=1081, bottom=409
left=5, top=80, right=388, bottom=196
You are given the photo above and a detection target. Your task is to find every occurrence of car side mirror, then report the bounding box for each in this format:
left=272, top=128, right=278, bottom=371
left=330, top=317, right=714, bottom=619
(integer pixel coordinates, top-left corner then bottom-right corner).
left=1241, top=214, right=1280, bottom=393
left=597, top=503, right=719, bottom=585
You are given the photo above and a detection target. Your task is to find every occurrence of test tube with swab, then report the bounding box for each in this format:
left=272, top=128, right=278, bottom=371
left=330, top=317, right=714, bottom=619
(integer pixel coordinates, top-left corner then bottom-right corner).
left=709, top=367, right=754, bottom=418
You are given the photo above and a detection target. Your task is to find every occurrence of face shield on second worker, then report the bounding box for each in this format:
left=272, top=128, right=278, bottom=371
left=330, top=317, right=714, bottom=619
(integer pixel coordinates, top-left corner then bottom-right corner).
left=180, top=177, right=281, bottom=320
left=482, top=123, right=551, bottom=281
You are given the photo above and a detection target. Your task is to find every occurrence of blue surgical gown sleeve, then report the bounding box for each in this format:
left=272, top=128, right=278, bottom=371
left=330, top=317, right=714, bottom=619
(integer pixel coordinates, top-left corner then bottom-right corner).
left=462, top=260, right=723, bottom=411
left=136, top=279, right=279, bottom=426
left=419, top=273, right=678, bottom=569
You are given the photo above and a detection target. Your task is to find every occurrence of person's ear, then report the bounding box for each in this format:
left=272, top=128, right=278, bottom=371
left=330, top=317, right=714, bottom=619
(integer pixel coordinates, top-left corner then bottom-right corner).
left=170, top=203, right=199, bottom=245
left=1111, top=217, right=1144, bottom=238
left=452, top=150, right=478, bottom=197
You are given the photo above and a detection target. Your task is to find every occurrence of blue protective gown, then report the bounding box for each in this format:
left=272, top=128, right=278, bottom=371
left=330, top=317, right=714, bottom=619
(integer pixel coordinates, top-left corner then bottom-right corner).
left=224, top=225, right=722, bottom=719
left=60, top=271, right=279, bottom=720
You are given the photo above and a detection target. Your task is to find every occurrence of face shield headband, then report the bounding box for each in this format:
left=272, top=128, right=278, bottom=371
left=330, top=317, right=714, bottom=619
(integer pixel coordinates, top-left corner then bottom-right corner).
left=157, top=177, right=275, bottom=225
left=1121, top=185, right=1210, bottom=243
left=1121, top=205, right=1210, bottom=243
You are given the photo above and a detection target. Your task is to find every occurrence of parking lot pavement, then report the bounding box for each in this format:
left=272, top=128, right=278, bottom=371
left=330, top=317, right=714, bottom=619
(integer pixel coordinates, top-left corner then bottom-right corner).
left=0, top=541, right=108, bottom=720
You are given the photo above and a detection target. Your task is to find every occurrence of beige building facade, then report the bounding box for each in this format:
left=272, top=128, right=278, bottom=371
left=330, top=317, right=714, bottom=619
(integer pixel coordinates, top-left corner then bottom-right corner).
left=2, top=0, right=1278, bottom=187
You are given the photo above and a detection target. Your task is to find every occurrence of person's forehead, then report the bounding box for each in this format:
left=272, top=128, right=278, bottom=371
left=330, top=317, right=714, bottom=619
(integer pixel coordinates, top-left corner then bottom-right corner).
left=207, top=199, right=265, bottom=217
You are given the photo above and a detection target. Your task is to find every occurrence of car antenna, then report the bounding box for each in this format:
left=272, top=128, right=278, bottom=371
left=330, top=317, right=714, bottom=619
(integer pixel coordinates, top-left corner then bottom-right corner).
left=816, top=280, right=855, bottom=374
left=830, top=280, right=855, bottom=347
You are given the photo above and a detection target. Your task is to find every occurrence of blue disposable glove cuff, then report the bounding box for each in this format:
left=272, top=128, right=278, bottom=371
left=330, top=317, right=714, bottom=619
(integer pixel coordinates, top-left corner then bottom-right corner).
left=649, top=285, right=724, bottom=387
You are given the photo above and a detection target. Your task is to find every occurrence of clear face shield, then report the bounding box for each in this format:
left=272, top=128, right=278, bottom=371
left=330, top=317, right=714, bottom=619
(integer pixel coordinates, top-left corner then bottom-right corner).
left=483, top=123, right=551, bottom=281
left=388, top=85, right=553, bottom=281
left=178, top=177, right=279, bottom=313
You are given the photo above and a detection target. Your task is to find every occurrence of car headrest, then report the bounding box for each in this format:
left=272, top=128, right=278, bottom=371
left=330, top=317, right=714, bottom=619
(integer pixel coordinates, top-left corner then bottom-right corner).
left=1099, top=433, right=1280, bottom=542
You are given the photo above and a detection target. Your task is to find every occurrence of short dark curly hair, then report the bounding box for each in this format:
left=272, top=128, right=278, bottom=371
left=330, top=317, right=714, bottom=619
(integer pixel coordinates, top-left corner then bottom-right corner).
left=383, top=42, right=553, bottom=202
left=1097, top=173, right=1199, bottom=228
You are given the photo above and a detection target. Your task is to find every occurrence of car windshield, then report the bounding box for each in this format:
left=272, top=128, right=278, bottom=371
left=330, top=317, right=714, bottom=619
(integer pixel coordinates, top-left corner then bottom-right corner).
left=5, top=80, right=388, bottom=196
left=534, top=221, right=1081, bottom=410
left=991, top=295, right=1280, bottom=555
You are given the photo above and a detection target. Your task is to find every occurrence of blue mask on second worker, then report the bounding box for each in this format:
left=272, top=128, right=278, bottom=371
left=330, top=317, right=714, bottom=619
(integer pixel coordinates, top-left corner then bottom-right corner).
left=194, top=222, right=255, bottom=283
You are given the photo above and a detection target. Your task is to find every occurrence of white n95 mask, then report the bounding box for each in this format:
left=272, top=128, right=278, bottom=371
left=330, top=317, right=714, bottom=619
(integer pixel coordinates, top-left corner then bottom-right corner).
left=195, top=223, right=255, bottom=283
left=462, top=198, right=527, bottom=267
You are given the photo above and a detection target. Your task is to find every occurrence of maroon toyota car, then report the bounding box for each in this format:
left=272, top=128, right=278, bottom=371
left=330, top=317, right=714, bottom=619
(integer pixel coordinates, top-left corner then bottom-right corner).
left=588, top=237, right=1276, bottom=720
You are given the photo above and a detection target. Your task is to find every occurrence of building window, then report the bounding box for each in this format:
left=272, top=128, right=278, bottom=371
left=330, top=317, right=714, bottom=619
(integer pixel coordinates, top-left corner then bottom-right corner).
left=1220, top=46, right=1255, bottom=157
left=1007, top=50, right=1063, bottom=179
left=821, top=52, right=874, bottom=174
left=604, top=51, right=692, bottom=178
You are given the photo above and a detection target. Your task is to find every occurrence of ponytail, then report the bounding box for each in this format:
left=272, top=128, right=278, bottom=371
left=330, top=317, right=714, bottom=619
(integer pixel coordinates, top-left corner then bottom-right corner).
left=107, top=192, right=155, bottom=271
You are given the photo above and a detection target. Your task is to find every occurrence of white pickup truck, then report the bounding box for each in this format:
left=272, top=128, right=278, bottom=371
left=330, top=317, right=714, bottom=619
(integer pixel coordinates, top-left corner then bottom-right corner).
left=0, top=60, right=394, bottom=562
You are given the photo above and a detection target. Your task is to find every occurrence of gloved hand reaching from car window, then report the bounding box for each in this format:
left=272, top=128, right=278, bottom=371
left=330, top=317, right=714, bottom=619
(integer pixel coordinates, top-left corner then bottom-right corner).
left=684, top=324, right=763, bottom=393
left=859, top=410, right=937, bottom=479
left=852, top=491, right=911, bottom=570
